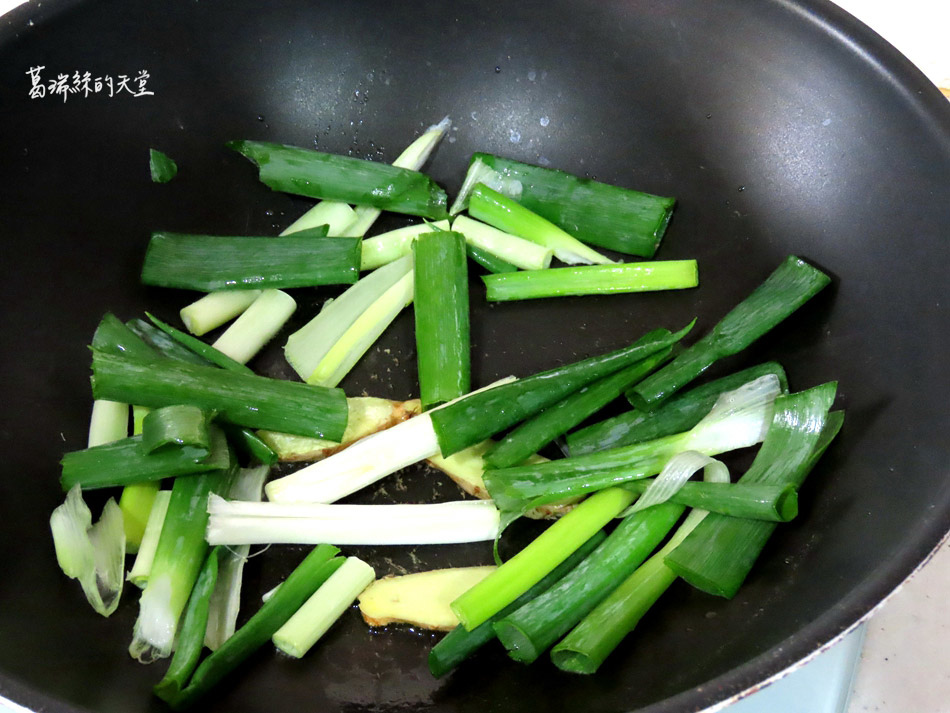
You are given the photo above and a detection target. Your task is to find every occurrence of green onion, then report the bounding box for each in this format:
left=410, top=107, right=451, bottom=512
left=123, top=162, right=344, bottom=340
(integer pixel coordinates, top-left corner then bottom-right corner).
left=566, top=362, right=787, bottom=456
left=451, top=153, right=675, bottom=258
left=281, top=200, right=355, bottom=237
left=284, top=255, right=413, bottom=386
left=125, top=319, right=211, bottom=366
left=630, top=256, right=831, bottom=410
left=359, top=219, right=451, bottom=270
left=153, top=548, right=220, bottom=700
left=140, top=405, right=211, bottom=455
left=413, top=231, right=471, bottom=410
left=119, top=482, right=159, bottom=554
left=149, top=149, right=178, bottom=183
left=663, top=385, right=841, bottom=598
left=451, top=487, right=635, bottom=631
left=228, top=140, right=449, bottom=219
left=550, top=508, right=706, bottom=674
left=453, top=215, right=553, bottom=271
left=206, top=496, right=500, bottom=546
left=467, top=184, right=614, bottom=265
left=87, top=399, right=129, bottom=447
left=492, top=501, right=684, bottom=663
left=465, top=243, right=519, bottom=273
left=180, top=290, right=262, bottom=336
left=49, top=485, right=126, bottom=617
left=156, top=545, right=343, bottom=709
left=90, top=351, right=348, bottom=440
left=92, top=312, right=161, bottom=361
left=272, top=557, right=376, bottom=658
left=204, top=466, right=269, bottom=650
left=432, top=326, right=690, bottom=458
left=483, top=261, right=698, bottom=301
left=143, top=312, right=254, bottom=374
left=483, top=374, right=782, bottom=512
left=127, top=490, right=171, bottom=588
left=129, top=460, right=235, bottom=661
left=483, top=348, right=672, bottom=470
left=60, top=426, right=231, bottom=491
left=218, top=423, right=279, bottom=466
left=210, top=289, right=296, bottom=364
left=428, top=529, right=607, bottom=677
left=141, top=229, right=360, bottom=292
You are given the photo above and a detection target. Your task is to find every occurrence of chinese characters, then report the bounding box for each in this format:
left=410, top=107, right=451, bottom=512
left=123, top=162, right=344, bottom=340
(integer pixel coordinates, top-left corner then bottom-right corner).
left=26, top=66, right=154, bottom=101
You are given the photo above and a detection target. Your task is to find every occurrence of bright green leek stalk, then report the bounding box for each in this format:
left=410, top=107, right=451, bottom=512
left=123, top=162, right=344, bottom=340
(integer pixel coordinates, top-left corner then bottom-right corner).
left=87, top=399, right=129, bottom=447
left=428, top=530, right=607, bottom=677
left=483, top=349, right=672, bottom=470
left=492, top=501, right=684, bottom=663
left=127, top=490, right=171, bottom=588
left=125, top=319, right=211, bottom=367
left=60, top=426, right=231, bottom=491
left=284, top=255, right=413, bottom=385
left=664, top=387, right=841, bottom=598
left=430, top=325, right=690, bottom=458
left=451, top=487, right=635, bottom=631
left=153, top=548, right=220, bottom=699
left=467, top=184, right=614, bottom=265
left=551, top=509, right=704, bottom=674
left=466, top=243, right=518, bottom=273
left=453, top=215, right=553, bottom=271
left=92, top=312, right=161, bottom=361
left=483, top=375, right=781, bottom=511
left=287, top=117, right=451, bottom=239
left=145, top=313, right=255, bottom=375
left=483, top=261, right=699, bottom=301
left=413, top=231, right=471, bottom=410
left=149, top=148, right=178, bottom=183
left=204, top=466, right=269, bottom=650
left=358, top=220, right=451, bottom=270
left=49, top=485, right=126, bottom=616
left=210, top=289, right=296, bottom=364
left=281, top=200, right=355, bottom=236
left=90, top=351, right=348, bottom=440
left=142, top=229, right=359, bottom=292
left=130, top=458, right=235, bottom=662
left=567, top=362, right=787, bottom=456
left=451, top=153, right=675, bottom=258
left=158, top=546, right=343, bottom=709
left=630, top=256, right=831, bottom=410
left=620, top=479, right=798, bottom=522
left=228, top=140, right=449, bottom=219
left=141, top=405, right=211, bottom=455
left=272, top=557, right=376, bottom=658
left=180, top=290, right=262, bottom=336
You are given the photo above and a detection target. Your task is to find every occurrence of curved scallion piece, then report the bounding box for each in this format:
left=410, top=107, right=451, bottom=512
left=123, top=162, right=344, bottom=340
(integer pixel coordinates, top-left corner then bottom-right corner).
left=140, top=405, right=211, bottom=455
left=228, top=140, right=449, bottom=219
left=566, top=362, right=788, bottom=456
left=483, top=261, right=698, bottom=301
left=664, top=385, right=841, bottom=598
left=50, top=485, right=126, bottom=617
left=630, top=256, right=831, bottom=410
left=413, top=231, right=471, bottom=410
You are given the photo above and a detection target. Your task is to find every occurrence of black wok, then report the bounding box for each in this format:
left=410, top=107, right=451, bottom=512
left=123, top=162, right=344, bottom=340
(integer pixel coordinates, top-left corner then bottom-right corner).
left=0, top=0, right=948, bottom=711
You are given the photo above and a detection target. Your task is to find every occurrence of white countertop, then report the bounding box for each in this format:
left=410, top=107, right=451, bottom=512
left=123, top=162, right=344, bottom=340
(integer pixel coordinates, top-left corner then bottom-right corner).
left=0, top=1, right=947, bottom=712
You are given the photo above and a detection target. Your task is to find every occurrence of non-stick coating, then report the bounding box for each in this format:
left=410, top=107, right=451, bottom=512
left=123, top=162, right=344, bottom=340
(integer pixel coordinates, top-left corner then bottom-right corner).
left=0, top=0, right=948, bottom=711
